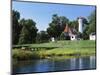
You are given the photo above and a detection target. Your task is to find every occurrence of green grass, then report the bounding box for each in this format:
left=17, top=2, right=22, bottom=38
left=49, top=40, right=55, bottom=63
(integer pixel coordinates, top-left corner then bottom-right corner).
left=45, top=47, right=95, bottom=56
left=12, top=40, right=96, bottom=60
left=13, top=40, right=95, bottom=48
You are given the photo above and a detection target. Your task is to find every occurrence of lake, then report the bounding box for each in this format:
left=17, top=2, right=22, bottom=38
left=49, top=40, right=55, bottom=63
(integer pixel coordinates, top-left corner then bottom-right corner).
left=13, top=56, right=96, bottom=74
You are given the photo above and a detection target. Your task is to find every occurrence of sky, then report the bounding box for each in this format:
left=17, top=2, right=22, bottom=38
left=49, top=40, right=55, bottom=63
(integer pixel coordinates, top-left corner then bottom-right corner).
left=12, top=1, right=96, bottom=32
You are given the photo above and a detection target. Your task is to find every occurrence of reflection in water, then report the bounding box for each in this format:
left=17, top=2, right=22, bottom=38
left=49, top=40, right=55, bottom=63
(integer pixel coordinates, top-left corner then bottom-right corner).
left=70, top=58, right=76, bottom=70
left=90, top=56, right=96, bottom=68
left=79, top=58, right=83, bottom=69
left=13, top=56, right=96, bottom=74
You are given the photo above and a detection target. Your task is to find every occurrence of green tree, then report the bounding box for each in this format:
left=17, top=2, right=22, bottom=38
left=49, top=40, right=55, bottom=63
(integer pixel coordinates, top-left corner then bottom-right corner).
left=82, top=18, right=89, bottom=39
left=82, top=10, right=96, bottom=40
left=36, top=31, right=50, bottom=43
left=12, top=10, right=21, bottom=45
left=47, top=14, right=69, bottom=39
left=59, top=16, right=69, bottom=31
left=60, top=32, right=66, bottom=40
left=18, top=19, right=38, bottom=44
left=87, top=10, right=96, bottom=34
left=18, top=26, right=29, bottom=44
left=69, top=20, right=78, bottom=31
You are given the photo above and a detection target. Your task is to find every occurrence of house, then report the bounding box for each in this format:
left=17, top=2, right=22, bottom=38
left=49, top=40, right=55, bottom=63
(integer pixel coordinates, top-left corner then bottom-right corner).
left=63, top=17, right=85, bottom=40
left=51, top=37, right=55, bottom=42
left=70, top=34, right=78, bottom=40
left=63, top=24, right=78, bottom=40
left=89, top=32, right=96, bottom=40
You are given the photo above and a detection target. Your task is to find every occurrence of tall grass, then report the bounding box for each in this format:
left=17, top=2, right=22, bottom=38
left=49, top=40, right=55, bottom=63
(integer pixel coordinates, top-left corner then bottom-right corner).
left=12, top=49, right=41, bottom=60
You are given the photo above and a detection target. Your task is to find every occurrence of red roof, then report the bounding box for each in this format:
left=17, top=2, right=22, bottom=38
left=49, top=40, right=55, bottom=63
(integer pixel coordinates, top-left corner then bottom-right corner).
left=64, top=25, right=69, bottom=32
left=63, top=24, right=77, bottom=34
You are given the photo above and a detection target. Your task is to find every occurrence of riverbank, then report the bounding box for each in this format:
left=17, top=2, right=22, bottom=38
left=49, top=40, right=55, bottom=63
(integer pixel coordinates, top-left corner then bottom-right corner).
left=13, top=50, right=95, bottom=61
left=12, top=47, right=95, bottom=60
left=12, top=40, right=96, bottom=60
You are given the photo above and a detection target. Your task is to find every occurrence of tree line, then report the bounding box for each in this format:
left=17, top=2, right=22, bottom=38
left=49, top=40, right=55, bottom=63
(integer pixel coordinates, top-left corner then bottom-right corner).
left=12, top=10, right=96, bottom=45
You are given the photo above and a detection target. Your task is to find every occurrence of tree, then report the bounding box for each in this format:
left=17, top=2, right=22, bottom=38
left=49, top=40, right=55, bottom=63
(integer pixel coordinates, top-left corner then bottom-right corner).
left=69, top=20, right=78, bottom=31
left=47, top=14, right=69, bottom=39
left=81, top=10, right=96, bottom=40
left=87, top=10, right=96, bottom=34
left=82, top=18, right=89, bottom=39
left=60, top=32, right=66, bottom=40
left=36, top=31, right=50, bottom=43
left=18, top=25, right=29, bottom=44
left=18, top=19, right=38, bottom=44
left=59, top=16, right=69, bottom=31
left=12, top=10, right=21, bottom=45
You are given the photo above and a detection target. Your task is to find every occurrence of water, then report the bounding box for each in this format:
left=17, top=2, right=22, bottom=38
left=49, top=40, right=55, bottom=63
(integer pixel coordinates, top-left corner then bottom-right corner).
left=13, top=56, right=96, bottom=74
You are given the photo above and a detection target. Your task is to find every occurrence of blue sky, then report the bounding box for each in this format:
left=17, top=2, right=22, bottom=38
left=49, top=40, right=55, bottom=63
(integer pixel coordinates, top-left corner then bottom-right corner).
left=12, top=1, right=95, bottom=32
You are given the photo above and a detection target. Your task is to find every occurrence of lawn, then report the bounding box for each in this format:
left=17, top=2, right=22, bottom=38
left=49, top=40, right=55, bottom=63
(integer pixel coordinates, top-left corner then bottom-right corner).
left=12, top=40, right=96, bottom=60
left=13, top=40, right=95, bottom=47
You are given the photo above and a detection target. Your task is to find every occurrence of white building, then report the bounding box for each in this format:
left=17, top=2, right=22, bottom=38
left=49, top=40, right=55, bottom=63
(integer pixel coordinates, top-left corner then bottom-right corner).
left=63, top=25, right=78, bottom=40
left=70, top=34, right=77, bottom=40
left=78, top=17, right=84, bottom=33
left=63, top=17, right=86, bottom=40
left=89, top=32, right=96, bottom=40
left=51, top=37, right=55, bottom=42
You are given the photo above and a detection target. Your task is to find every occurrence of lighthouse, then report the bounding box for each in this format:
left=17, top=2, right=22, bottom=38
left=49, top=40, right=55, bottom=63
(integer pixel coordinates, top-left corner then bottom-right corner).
left=78, top=17, right=84, bottom=33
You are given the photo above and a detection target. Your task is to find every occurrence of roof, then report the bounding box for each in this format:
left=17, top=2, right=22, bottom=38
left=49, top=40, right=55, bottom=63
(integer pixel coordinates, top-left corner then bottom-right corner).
left=64, top=25, right=69, bottom=33
left=63, top=24, right=77, bottom=35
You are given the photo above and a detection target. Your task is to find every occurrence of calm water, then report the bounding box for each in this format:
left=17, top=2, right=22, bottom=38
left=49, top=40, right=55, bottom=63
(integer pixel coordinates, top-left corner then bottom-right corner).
left=13, top=56, right=96, bottom=74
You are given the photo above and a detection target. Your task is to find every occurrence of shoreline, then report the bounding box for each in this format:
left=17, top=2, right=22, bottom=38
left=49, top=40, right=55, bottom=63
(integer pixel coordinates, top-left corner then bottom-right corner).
left=13, top=49, right=95, bottom=61
left=12, top=40, right=96, bottom=61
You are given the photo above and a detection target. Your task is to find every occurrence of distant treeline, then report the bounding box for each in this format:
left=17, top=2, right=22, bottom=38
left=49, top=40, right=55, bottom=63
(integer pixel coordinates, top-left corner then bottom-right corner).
left=12, top=10, right=96, bottom=45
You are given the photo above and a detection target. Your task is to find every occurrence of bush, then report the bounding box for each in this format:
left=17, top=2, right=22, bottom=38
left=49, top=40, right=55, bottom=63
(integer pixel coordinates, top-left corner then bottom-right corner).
left=12, top=49, right=41, bottom=60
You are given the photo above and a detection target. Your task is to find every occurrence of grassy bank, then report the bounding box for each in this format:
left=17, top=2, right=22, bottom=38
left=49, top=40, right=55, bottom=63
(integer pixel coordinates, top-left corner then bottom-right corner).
left=12, top=40, right=96, bottom=60
left=12, top=49, right=41, bottom=60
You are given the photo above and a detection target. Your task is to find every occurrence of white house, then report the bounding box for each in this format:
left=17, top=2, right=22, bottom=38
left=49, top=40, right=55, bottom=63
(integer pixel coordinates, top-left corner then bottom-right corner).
left=89, top=32, right=96, bottom=40
left=63, top=24, right=78, bottom=40
left=51, top=37, right=55, bottom=42
left=63, top=17, right=89, bottom=40
left=70, top=34, right=77, bottom=40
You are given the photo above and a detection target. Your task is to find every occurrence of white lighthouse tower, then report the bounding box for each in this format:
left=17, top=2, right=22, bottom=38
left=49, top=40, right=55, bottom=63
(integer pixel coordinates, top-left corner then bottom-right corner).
left=78, top=17, right=84, bottom=33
